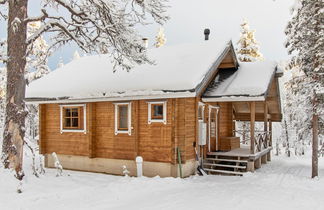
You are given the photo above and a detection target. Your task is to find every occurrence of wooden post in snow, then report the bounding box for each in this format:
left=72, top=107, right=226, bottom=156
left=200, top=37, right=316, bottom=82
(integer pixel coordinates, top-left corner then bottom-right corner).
left=250, top=102, right=255, bottom=154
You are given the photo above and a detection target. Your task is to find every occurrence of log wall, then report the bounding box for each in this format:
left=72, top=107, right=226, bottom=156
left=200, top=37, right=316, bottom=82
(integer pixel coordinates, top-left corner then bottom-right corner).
left=38, top=98, right=197, bottom=163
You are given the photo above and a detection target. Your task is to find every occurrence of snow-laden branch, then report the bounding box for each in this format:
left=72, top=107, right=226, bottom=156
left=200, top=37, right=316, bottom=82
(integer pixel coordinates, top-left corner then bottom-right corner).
left=24, top=9, right=48, bottom=23
left=33, top=0, right=170, bottom=70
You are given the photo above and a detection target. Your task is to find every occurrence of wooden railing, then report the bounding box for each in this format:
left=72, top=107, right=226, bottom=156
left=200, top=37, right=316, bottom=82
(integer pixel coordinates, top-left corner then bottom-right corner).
left=255, top=132, right=270, bottom=153
left=233, top=130, right=272, bottom=153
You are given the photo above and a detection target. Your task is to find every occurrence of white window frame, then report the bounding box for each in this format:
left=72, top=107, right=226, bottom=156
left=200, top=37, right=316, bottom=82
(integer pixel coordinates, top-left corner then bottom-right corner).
left=147, top=101, right=167, bottom=124
left=60, top=104, right=87, bottom=134
left=114, top=102, right=132, bottom=135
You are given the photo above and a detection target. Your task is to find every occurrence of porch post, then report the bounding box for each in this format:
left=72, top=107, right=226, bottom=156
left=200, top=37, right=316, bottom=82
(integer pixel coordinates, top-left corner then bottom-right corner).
left=264, top=102, right=268, bottom=148
left=250, top=102, right=255, bottom=154
left=269, top=120, right=272, bottom=147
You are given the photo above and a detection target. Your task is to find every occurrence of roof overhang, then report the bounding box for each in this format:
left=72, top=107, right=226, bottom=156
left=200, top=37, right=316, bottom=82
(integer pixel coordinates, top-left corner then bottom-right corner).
left=202, top=95, right=265, bottom=102
left=25, top=91, right=197, bottom=104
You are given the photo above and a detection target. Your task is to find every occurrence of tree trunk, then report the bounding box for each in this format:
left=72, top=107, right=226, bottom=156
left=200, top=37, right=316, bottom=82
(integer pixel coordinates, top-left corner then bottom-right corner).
left=1, top=0, right=28, bottom=181
left=284, top=119, right=290, bottom=157
left=312, top=91, right=318, bottom=178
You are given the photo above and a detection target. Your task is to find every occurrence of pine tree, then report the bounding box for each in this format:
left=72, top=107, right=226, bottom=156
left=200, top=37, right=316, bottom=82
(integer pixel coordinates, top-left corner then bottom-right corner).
left=285, top=0, right=324, bottom=178
left=236, top=19, right=263, bottom=62
left=155, top=27, right=166, bottom=48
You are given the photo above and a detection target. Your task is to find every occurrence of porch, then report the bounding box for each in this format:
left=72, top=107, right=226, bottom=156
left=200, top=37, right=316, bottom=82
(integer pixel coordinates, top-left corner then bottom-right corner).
left=201, top=100, right=279, bottom=175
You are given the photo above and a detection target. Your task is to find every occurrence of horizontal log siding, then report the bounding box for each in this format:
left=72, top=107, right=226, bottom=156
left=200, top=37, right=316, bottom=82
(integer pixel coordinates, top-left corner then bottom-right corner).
left=40, top=98, right=197, bottom=163
left=42, top=104, right=89, bottom=156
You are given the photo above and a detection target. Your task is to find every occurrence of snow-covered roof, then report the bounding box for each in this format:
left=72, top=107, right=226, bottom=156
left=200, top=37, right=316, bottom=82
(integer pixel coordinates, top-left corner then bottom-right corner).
left=26, top=39, right=232, bottom=102
left=202, top=61, right=278, bottom=102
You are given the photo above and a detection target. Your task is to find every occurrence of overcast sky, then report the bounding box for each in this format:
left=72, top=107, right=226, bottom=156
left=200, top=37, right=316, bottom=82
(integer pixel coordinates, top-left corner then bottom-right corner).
left=0, top=0, right=295, bottom=70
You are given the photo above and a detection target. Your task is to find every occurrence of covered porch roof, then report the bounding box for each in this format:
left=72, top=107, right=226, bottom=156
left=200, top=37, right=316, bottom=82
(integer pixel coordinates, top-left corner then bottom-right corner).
left=202, top=61, right=283, bottom=122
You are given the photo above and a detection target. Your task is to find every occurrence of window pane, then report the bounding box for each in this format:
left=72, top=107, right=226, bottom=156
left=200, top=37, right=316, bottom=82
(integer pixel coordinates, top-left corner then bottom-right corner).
left=119, top=105, right=128, bottom=129
left=72, top=118, right=79, bottom=127
left=65, top=108, right=71, bottom=117
left=153, top=104, right=163, bottom=118
left=64, top=118, right=71, bottom=127
left=72, top=108, right=79, bottom=117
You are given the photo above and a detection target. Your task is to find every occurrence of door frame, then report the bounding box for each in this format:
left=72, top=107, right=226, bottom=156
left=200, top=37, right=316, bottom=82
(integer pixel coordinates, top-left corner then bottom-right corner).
left=208, top=105, right=220, bottom=152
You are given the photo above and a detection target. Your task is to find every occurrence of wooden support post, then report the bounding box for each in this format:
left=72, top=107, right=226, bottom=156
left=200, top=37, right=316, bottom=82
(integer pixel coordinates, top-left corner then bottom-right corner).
left=250, top=102, right=255, bottom=154
left=264, top=102, right=268, bottom=133
left=254, top=158, right=261, bottom=169
left=269, top=120, right=273, bottom=147
left=261, top=154, right=267, bottom=164
left=267, top=151, right=272, bottom=161
left=247, top=160, right=255, bottom=172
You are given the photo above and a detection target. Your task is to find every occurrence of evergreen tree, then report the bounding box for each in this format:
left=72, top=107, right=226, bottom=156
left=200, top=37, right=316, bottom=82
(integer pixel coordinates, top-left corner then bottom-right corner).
left=155, top=27, right=166, bottom=48
left=236, top=19, right=263, bottom=62
left=285, top=0, right=324, bottom=178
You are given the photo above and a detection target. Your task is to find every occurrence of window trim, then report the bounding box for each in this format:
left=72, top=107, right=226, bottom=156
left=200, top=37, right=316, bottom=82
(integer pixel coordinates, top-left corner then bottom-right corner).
left=147, top=101, right=167, bottom=124
left=60, top=104, right=87, bottom=134
left=114, top=102, right=132, bottom=135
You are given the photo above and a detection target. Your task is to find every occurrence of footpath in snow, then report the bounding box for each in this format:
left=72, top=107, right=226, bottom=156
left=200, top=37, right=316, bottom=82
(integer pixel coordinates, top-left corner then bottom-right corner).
left=0, top=155, right=323, bottom=210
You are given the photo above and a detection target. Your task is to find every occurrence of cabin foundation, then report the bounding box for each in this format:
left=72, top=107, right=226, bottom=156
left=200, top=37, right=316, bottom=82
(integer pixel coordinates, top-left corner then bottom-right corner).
left=44, top=154, right=196, bottom=178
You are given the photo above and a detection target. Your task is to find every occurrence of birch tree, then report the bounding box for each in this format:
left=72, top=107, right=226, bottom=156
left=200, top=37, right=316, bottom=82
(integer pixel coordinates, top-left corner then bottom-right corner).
left=0, top=0, right=168, bottom=181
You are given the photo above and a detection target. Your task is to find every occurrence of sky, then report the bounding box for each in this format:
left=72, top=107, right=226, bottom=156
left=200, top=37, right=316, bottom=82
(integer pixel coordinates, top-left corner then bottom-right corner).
left=0, top=0, right=295, bottom=70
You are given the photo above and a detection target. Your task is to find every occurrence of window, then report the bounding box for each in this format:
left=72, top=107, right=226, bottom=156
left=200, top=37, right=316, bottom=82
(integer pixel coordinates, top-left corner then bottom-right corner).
left=115, top=102, right=131, bottom=135
left=148, top=101, right=167, bottom=124
left=60, top=104, right=86, bottom=133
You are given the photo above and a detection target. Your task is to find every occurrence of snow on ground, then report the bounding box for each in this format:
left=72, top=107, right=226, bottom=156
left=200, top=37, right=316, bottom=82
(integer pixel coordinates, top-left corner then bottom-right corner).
left=1, top=154, right=324, bottom=210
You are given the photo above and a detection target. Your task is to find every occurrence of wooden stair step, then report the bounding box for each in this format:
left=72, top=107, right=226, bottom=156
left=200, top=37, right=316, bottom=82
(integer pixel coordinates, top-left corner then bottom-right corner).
left=203, top=168, right=244, bottom=175
left=204, top=158, right=248, bottom=163
left=203, top=163, right=246, bottom=169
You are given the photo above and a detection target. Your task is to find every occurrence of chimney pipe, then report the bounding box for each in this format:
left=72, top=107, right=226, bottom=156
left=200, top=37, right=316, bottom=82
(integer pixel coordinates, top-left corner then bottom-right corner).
left=204, top=28, right=210, bottom=40
left=142, top=38, right=148, bottom=48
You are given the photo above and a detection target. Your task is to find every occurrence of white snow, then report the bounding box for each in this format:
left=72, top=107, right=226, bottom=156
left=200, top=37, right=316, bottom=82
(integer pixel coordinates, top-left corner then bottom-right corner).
left=0, top=153, right=323, bottom=210
left=204, top=61, right=277, bottom=99
left=26, top=40, right=231, bottom=100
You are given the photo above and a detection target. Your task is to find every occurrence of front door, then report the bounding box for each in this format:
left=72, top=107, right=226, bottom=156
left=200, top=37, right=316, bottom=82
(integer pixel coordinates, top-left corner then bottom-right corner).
left=208, top=106, right=219, bottom=152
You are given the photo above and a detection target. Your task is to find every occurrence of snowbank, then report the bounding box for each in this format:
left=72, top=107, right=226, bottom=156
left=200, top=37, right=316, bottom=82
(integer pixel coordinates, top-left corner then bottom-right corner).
left=1, top=154, right=323, bottom=210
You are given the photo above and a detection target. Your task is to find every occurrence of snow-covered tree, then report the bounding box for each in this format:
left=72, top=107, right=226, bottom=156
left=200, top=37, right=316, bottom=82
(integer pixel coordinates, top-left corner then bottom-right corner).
left=285, top=0, right=324, bottom=178
left=0, top=0, right=169, bottom=181
left=236, top=19, right=263, bottom=62
left=155, top=27, right=166, bottom=48
left=73, top=50, right=80, bottom=60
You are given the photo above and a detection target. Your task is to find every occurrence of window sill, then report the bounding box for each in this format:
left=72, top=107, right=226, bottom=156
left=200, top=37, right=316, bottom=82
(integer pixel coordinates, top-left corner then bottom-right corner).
left=60, top=129, right=86, bottom=134
left=115, top=130, right=131, bottom=136
left=148, top=119, right=167, bottom=124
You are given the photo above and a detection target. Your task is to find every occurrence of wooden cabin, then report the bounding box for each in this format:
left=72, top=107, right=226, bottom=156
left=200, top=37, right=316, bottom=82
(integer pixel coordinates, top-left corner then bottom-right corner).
left=25, top=39, right=282, bottom=177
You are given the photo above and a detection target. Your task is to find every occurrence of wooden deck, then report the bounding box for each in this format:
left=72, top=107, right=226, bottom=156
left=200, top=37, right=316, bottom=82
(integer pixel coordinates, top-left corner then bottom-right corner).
left=207, top=145, right=272, bottom=160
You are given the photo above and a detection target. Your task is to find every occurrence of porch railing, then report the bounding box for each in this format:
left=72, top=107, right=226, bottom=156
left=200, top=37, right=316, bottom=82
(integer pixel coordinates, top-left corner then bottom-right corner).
left=234, top=130, right=272, bottom=153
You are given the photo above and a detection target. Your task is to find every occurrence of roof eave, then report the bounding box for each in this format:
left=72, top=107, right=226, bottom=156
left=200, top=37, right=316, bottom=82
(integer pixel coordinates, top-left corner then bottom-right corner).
left=25, top=91, right=197, bottom=104
left=201, top=95, right=265, bottom=102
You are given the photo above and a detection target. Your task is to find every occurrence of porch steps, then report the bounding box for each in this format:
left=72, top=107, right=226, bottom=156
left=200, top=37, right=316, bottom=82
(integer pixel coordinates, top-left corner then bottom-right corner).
left=203, top=155, right=248, bottom=176
left=204, top=158, right=248, bottom=163
left=203, top=162, right=246, bottom=169
left=203, top=168, right=244, bottom=176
